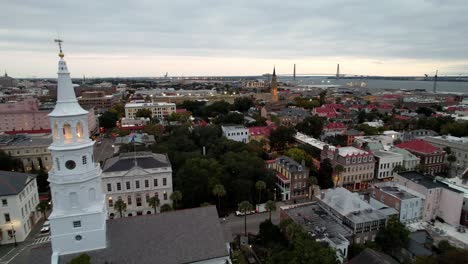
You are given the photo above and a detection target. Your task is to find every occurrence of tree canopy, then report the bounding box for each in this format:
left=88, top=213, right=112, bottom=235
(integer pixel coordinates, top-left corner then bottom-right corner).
left=295, top=116, right=325, bottom=138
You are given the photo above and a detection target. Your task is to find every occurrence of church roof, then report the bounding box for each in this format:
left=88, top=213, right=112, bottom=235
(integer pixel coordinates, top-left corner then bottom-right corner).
left=30, top=206, right=230, bottom=264
left=102, top=152, right=170, bottom=173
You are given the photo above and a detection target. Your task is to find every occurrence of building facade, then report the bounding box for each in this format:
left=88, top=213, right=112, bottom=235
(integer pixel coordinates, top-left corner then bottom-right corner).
left=395, top=140, right=446, bottom=176
left=388, top=147, right=420, bottom=171
left=101, top=152, right=173, bottom=218
left=47, top=51, right=107, bottom=257
left=0, top=134, right=53, bottom=172
left=394, top=171, right=464, bottom=226
left=221, top=125, right=249, bottom=143
left=124, top=102, right=176, bottom=119
left=269, top=156, right=309, bottom=201
left=0, top=98, right=97, bottom=134
left=322, top=146, right=375, bottom=190
left=371, top=182, right=423, bottom=223
left=373, top=150, right=404, bottom=181
left=0, top=171, right=41, bottom=245
left=316, top=188, right=388, bottom=244
left=423, top=136, right=468, bottom=175
left=78, top=91, right=119, bottom=114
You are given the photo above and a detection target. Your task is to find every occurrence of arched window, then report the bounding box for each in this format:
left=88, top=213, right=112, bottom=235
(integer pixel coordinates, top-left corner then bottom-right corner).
left=53, top=122, right=59, bottom=139
left=69, top=192, right=79, bottom=208
left=88, top=188, right=96, bottom=202
left=76, top=122, right=83, bottom=138
left=63, top=124, right=72, bottom=140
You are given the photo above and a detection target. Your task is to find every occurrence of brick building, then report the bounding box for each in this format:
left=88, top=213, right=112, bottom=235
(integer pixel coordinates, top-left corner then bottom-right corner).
left=395, top=140, right=446, bottom=176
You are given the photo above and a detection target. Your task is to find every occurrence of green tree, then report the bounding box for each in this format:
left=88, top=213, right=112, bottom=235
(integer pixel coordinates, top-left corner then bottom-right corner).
left=114, top=199, right=127, bottom=218
left=212, top=184, right=226, bottom=214
left=160, top=203, right=173, bottom=212
left=255, top=180, right=266, bottom=204
left=285, top=148, right=309, bottom=164
left=174, top=157, right=224, bottom=208
left=238, top=201, right=253, bottom=236
left=447, top=154, right=457, bottom=175
left=233, top=97, right=255, bottom=112
left=135, top=108, right=153, bottom=119
left=99, top=111, right=119, bottom=129
left=295, top=116, right=325, bottom=138
left=319, top=91, right=327, bottom=106
left=318, top=159, right=334, bottom=189
left=393, top=164, right=407, bottom=173
left=148, top=196, right=160, bottom=213
left=375, top=216, right=410, bottom=255
left=36, top=201, right=51, bottom=220
left=265, top=200, right=276, bottom=221
left=170, top=191, right=183, bottom=209
left=67, top=253, right=91, bottom=264
left=269, top=126, right=296, bottom=150
left=334, top=164, right=344, bottom=187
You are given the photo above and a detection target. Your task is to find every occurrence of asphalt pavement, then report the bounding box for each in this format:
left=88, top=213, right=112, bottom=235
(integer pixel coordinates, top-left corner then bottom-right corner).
left=221, top=206, right=281, bottom=241
left=94, top=138, right=115, bottom=165
left=0, top=216, right=49, bottom=264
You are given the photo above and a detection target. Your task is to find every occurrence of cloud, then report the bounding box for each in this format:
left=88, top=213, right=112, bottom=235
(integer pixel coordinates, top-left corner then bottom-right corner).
left=1, top=0, right=467, bottom=76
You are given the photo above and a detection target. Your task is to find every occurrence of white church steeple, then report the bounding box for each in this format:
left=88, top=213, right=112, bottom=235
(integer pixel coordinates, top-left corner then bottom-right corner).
left=47, top=40, right=107, bottom=261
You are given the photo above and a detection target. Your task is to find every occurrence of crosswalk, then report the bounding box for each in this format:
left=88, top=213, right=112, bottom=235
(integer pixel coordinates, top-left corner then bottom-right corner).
left=32, top=236, right=51, bottom=245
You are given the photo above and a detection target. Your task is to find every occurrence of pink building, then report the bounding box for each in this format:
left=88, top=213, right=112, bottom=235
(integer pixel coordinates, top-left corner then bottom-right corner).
left=0, top=99, right=96, bottom=134
left=394, top=171, right=464, bottom=227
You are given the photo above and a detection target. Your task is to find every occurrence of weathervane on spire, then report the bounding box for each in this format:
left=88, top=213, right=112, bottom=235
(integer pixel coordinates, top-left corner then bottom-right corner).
left=54, top=38, right=64, bottom=58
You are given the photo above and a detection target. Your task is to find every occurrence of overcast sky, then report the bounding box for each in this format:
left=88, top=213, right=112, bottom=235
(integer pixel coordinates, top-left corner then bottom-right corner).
left=1, top=0, right=468, bottom=77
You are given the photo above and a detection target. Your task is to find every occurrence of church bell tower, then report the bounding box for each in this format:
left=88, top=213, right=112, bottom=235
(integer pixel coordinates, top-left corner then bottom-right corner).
left=47, top=40, right=107, bottom=259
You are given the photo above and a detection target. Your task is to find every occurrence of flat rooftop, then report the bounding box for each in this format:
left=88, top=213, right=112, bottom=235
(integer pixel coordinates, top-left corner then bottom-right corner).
left=373, top=150, right=403, bottom=158
left=125, top=102, right=175, bottom=108
left=379, top=186, right=418, bottom=200
left=398, top=171, right=463, bottom=193
left=283, top=202, right=353, bottom=241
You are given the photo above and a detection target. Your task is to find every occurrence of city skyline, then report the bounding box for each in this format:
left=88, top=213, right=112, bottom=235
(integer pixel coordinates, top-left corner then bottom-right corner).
left=2, top=0, right=468, bottom=77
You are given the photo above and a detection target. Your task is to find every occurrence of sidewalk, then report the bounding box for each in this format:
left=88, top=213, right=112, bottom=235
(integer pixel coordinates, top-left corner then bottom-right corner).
left=0, top=213, right=49, bottom=264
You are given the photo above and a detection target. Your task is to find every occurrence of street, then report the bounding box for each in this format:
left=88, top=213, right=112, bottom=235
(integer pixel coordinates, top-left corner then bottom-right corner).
left=221, top=207, right=281, bottom=241
left=0, top=217, right=49, bottom=264
left=94, top=138, right=114, bottom=164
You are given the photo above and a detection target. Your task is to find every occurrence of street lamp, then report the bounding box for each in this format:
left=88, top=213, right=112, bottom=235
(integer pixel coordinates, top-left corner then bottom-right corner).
left=11, top=223, right=17, bottom=247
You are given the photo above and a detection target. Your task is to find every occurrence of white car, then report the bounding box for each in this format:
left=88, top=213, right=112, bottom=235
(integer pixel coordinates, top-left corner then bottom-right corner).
left=40, top=221, right=50, bottom=233
left=235, top=210, right=256, bottom=216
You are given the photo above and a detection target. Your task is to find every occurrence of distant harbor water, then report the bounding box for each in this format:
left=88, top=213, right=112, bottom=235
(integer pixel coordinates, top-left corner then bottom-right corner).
left=282, top=76, right=468, bottom=94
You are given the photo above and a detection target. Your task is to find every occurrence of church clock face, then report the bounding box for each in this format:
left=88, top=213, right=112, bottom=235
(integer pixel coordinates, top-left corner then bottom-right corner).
left=65, top=160, right=76, bottom=170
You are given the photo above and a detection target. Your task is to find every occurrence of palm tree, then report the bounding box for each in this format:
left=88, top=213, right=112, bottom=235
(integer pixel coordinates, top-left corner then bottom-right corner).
left=212, top=184, right=226, bottom=213
left=170, top=191, right=182, bottom=210
left=255, top=180, right=266, bottom=204
left=447, top=155, right=457, bottom=176
left=265, top=200, right=276, bottom=221
left=334, top=165, right=344, bottom=187
left=238, top=201, right=253, bottom=237
left=148, top=196, right=160, bottom=213
left=114, top=199, right=127, bottom=218
left=36, top=200, right=51, bottom=220
left=160, top=203, right=172, bottom=212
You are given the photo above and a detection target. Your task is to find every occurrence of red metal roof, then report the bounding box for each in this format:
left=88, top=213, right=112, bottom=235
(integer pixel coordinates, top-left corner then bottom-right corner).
left=277, top=172, right=290, bottom=182
left=324, top=122, right=347, bottom=130
left=248, top=126, right=276, bottom=136
left=395, top=139, right=442, bottom=154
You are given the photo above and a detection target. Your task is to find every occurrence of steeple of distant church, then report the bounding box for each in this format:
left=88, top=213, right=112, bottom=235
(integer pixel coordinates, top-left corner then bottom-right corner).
left=47, top=40, right=107, bottom=262
left=271, top=66, right=278, bottom=102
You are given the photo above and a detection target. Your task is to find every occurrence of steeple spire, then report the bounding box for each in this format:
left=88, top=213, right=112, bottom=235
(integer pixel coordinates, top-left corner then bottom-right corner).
left=49, top=39, right=87, bottom=117
left=273, top=66, right=276, bottom=76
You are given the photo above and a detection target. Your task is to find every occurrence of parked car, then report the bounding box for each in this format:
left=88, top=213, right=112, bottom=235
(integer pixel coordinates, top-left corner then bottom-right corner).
left=235, top=210, right=256, bottom=216
left=40, top=221, right=50, bottom=233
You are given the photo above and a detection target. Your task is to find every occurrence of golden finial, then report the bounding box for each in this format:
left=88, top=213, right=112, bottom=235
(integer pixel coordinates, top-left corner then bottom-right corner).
left=54, top=39, right=64, bottom=58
